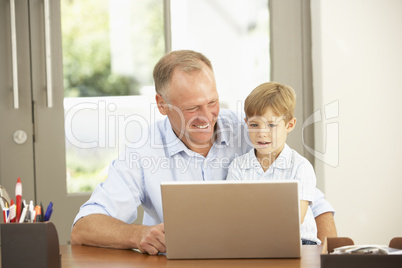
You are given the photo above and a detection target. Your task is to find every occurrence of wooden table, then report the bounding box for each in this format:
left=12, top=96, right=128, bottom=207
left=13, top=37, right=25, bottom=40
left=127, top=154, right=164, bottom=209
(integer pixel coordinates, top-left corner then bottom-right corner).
left=61, top=245, right=323, bottom=267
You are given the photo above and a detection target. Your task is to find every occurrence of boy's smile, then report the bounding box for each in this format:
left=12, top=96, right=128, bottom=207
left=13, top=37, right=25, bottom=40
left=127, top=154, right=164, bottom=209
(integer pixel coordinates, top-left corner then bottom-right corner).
left=257, top=141, right=271, bottom=146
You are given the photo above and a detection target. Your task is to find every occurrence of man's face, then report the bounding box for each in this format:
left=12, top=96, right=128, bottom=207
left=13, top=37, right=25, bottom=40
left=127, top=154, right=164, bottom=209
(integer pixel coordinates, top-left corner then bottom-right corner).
left=246, top=107, right=296, bottom=159
left=156, top=65, right=220, bottom=152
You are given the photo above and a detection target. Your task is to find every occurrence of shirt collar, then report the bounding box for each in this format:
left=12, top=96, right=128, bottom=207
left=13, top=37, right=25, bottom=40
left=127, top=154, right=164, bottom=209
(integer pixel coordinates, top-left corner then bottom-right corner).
left=273, top=144, right=293, bottom=169
left=164, top=118, right=188, bottom=157
left=245, top=143, right=293, bottom=170
left=214, top=113, right=231, bottom=146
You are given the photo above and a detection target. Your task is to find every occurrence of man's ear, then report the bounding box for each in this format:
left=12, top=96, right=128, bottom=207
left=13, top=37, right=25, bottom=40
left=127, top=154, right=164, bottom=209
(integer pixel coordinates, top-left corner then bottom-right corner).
left=286, top=117, right=297, bottom=133
left=155, top=93, right=168, bottom=115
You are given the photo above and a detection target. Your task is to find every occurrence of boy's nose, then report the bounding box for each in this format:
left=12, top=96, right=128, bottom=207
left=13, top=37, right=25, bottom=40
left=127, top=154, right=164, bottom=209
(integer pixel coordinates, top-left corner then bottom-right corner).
left=258, top=128, right=270, bottom=136
left=261, top=125, right=272, bottom=132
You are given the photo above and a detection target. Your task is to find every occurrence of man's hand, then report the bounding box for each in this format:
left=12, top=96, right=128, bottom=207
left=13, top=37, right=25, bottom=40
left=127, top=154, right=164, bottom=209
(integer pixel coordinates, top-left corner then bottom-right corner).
left=137, top=223, right=166, bottom=255
left=71, top=214, right=166, bottom=254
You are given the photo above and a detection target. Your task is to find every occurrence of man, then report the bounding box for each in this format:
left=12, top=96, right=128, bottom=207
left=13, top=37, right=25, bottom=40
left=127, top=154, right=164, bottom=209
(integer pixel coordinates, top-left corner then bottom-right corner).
left=71, top=50, right=336, bottom=255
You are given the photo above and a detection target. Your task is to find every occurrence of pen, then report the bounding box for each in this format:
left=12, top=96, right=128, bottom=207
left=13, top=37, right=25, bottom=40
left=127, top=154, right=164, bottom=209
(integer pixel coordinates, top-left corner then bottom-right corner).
left=21, top=200, right=29, bottom=222
left=44, top=202, right=53, bottom=221
left=19, top=206, right=28, bottom=223
left=3, top=208, right=9, bottom=223
left=29, top=200, right=35, bottom=222
left=20, top=201, right=25, bottom=215
left=15, top=177, right=22, bottom=222
left=40, top=202, right=44, bottom=222
left=25, top=209, right=30, bottom=222
left=9, top=199, right=16, bottom=222
left=2, top=201, right=9, bottom=223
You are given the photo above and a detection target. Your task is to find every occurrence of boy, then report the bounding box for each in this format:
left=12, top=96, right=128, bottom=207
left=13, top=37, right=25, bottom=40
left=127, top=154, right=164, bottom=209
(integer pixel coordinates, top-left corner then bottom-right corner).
left=226, top=82, right=320, bottom=245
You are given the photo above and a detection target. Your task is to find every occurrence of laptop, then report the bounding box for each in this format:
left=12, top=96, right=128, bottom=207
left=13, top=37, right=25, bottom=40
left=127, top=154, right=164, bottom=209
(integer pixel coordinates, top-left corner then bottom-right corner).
left=161, top=180, right=301, bottom=259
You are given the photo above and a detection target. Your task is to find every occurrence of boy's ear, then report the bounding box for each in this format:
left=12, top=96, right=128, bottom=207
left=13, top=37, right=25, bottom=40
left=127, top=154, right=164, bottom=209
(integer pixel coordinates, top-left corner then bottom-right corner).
left=156, top=93, right=168, bottom=115
left=286, top=117, right=297, bottom=133
left=244, top=117, right=248, bottom=124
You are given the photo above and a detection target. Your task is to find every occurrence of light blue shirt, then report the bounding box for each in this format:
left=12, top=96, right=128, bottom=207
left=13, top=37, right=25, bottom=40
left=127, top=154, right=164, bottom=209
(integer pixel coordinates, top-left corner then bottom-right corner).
left=226, top=145, right=320, bottom=244
left=73, top=109, right=250, bottom=226
left=73, top=109, right=335, bottom=227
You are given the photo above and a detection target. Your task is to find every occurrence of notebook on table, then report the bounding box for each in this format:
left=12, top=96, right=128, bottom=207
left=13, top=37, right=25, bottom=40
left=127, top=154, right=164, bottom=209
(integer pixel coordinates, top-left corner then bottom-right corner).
left=161, top=180, right=301, bottom=259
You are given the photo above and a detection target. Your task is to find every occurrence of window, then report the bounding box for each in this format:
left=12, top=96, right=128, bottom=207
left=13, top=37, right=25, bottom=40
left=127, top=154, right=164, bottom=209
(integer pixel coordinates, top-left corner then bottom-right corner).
left=62, top=0, right=270, bottom=193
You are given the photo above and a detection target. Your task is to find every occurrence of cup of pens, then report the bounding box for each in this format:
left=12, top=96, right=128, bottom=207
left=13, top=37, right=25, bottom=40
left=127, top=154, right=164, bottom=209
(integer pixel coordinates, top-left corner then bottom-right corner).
left=1, top=178, right=53, bottom=223
left=9, top=200, right=53, bottom=223
left=1, top=179, right=60, bottom=268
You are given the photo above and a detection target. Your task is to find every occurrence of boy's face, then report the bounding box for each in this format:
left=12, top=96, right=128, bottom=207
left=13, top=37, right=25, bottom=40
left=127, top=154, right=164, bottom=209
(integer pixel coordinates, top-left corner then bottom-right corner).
left=246, top=107, right=296, bottom=159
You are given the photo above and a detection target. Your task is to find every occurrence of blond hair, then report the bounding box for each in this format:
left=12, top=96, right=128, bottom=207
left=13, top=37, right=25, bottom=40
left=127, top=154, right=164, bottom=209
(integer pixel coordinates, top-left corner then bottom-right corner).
left=153, top=50, right=213, bottom=100
left=244, top=82, right=296, bottom=122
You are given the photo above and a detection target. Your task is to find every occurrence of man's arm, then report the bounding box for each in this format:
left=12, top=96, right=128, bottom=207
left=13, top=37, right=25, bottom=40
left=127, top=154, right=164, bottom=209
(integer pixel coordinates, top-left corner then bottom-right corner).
left=71, top=214, right=165, bottom=255
left=315, top=212, right=337, bottom=243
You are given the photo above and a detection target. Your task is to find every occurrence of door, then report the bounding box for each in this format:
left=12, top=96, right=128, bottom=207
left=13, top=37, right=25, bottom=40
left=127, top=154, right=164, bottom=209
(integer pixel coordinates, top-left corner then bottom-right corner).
left=29, top=0, right=89, bottom=245
left=0, top=0, right=86, bottom=244
left=0, top=0, right=36, bottom=208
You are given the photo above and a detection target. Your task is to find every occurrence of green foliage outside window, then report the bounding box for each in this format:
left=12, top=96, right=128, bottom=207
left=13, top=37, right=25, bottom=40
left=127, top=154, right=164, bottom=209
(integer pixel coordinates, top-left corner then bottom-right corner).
left=61, top=0, right=140, bottom=97
left=62, top=0, right=165, bottom=193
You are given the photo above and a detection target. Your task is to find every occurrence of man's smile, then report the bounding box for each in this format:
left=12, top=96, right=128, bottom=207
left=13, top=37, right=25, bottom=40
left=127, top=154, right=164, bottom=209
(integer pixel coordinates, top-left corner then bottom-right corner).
left=193, top=123, right=210, bottom=129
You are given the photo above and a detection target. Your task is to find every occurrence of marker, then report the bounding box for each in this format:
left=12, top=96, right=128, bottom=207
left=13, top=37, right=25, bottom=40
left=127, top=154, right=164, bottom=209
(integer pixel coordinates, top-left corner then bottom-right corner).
left=15, top=178, right=22, bottom=222
left=44, top=202, right=53, bottom=221
left=35, top=206, right=42, bottom=222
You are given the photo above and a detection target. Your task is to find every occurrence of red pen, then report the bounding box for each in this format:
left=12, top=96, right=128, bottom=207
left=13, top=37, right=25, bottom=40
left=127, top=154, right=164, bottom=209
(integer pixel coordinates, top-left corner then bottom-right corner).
left=15, top=177, right=22, bottom=222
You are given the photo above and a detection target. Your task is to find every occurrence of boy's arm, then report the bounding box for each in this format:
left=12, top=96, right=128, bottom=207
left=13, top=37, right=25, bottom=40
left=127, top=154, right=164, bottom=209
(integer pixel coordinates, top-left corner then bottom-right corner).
left=295, top=161, right=316, bottom=224
left=312, top=188, right=337, bottom=241
left=299, top=200, right=309, bottom=224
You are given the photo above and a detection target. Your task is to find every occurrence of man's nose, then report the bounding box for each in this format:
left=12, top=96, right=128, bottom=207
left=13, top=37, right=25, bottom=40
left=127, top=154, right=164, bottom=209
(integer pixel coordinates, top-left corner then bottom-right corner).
left=198, top=106, right=213, bottom=120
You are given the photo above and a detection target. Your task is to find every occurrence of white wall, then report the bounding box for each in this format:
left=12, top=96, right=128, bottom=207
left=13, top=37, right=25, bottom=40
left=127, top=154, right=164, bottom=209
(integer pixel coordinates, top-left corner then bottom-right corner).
left=311, top=0, right=402, bottom=244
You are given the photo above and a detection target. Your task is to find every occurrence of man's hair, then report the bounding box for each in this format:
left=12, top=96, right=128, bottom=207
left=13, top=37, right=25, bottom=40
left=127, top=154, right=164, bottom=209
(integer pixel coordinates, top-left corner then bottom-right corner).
left=153, top=50, right=213, bottom=100
left=244, top=82, right=296, bottom=122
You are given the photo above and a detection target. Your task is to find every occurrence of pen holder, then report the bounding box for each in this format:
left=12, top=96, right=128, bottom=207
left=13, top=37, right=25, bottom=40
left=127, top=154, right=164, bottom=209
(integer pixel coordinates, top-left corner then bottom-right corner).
left=1, top=222, right=61, bottom=268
